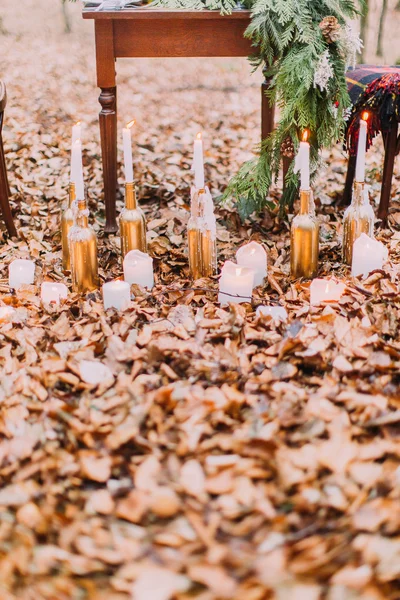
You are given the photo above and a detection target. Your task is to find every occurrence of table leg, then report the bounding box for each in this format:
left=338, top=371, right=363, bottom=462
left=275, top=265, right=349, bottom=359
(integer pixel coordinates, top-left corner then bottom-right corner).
left=378, top=122, right=399, bottom=223
left=342, top=153, right=356, bottom=206
left=99, top=86, right=118, bottom=233
left=261, top=65, right=275, bottom=142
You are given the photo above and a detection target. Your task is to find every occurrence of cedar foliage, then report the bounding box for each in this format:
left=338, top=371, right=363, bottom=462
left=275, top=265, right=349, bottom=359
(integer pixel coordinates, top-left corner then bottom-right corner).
left=142, top=0, right=361, bottom=215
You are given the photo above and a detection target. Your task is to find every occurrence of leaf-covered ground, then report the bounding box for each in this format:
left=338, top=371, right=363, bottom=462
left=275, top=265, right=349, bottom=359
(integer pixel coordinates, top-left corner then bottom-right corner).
left=1, top=1, right=400, bottom=599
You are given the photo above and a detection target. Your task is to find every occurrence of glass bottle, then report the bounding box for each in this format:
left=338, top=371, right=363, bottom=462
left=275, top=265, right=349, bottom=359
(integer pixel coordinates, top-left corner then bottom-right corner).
left=290, top=189, right=319, bottom=279
left=61, top=182, right=75, bottom=271
left=342, top=181, right=374, bottom=266
left=69, top=199, right=99, bottom=293
left=188, top=187, right=203, bottom=279
left=120, top=182, right=147, bottom=259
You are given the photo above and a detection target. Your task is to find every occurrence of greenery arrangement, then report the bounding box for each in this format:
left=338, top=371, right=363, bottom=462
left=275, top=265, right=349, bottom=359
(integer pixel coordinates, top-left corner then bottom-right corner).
left=154, top=0, right=362, bottom=216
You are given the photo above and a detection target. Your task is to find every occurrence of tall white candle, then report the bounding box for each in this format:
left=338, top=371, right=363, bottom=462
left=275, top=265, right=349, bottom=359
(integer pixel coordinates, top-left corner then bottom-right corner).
left=351, top=233, right=388, bottom=278
left=72, top=122, right=82, bottom=146
left=355, top=112, right=368, bottom=183
left=9, top=259, right=35, bottom=290
left=71, top=139, right=85, bottom=200
left=218, top=261, right=255, bottom=306
left=103, top=280, right=131, bottom=310
left=123, top=120, right=135, bottom=183
left=193, top=133, right=205, bottom=190
left=41, top=282, right=68, bottom=305
left=310, top=279, right=346, bottom=306
left=294, top=131, right=310, bottom=191
left=236, top=241, right=267, bottom=287
left=123, top=250, right=154, bottom=289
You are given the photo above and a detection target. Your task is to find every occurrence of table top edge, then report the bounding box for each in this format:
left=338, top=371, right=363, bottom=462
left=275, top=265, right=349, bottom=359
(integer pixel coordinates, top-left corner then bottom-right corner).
left=83, top=8, right=252, bottom=19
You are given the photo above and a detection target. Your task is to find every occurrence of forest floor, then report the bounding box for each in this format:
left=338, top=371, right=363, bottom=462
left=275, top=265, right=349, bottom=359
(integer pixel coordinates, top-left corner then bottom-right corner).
left=0, top=1, right=400, bottom=599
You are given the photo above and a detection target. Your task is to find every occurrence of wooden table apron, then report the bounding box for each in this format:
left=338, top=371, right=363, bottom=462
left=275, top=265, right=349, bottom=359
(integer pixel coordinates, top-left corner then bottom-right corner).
left=83, top=9, right=275, bottom=232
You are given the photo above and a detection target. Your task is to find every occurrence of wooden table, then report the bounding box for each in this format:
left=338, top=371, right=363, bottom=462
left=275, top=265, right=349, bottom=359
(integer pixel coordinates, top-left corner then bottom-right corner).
left=83, top=8, right=275, bottom=232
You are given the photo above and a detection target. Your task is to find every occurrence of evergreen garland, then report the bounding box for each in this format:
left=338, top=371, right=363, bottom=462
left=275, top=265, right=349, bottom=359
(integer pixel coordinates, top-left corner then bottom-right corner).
left=151, top=0, right=362, bottom=215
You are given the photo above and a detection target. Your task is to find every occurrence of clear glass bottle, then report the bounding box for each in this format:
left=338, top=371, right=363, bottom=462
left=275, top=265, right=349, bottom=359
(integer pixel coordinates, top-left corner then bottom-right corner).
left=342, top=181, right=374, bottom=266
left=61, top=182, right=75, bottom=271
left=69, top=199, right=99, bottom=293
left=120, top=182, right=147, bottom=259
left=290, top=189, right=319, bottom=279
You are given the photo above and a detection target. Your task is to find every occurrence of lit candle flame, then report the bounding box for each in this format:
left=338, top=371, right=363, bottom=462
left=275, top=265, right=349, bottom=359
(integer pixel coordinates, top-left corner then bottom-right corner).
left=362, top=112, right=369, bottom=122
left=302, top=130, right=309, bottom=143
left=127, top=119, right=136, bottom=129
left=76, top=121, right=81, bottom=126
left=197, top=132, right=202, bottom=141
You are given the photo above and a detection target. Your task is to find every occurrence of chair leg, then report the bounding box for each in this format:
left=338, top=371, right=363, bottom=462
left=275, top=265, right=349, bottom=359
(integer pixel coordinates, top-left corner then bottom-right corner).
left=378, top=122, right=399, bottom=222
left=342, top=153, right=356, bottom=206
left=0, top=157, right=16, bottom=237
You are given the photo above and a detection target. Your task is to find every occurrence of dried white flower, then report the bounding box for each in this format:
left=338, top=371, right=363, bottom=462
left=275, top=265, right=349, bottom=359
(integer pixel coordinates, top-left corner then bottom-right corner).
left=340, top=24, right=363, bottom=70
left=313, top=50, right=334, bottom=92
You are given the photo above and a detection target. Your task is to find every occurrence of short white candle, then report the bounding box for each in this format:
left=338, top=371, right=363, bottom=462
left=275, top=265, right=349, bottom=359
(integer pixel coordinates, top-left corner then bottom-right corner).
left=103, top=280, right=131, bottom=310
left=218, top=261, right=255, bottom=306
left=72, top=121, right=82, bottom=146
left=123, top=250, right=154, bottom=289
left=256, top=305, right=288, bottom=322
left=294, top=131, right=310, bottom=191
left=41, top=282, right=68, bottom=305
left=351, top=233, right=388, bottom=278
left=71, top=139, right=85, bottom=200
left=193, top=132, right=205, bottom=189
left=122, top=120, right=135, bottom=183
left=236, top=241, right=267, bottom=287
left=355, top=112, right=368, bottom=183
left=310, top=279, right=346, bottom=306
left=9, top=259, right=35, bottom=290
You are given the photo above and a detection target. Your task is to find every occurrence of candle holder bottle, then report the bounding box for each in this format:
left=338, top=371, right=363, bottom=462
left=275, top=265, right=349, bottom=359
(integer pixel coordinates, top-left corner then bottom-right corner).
left=342, top=181, right=374, bottom=266
left=61, top=182, right=76, bottom=271
left=290, top=189, right=319, bottom=279
left=188, top=187, right=202, bottom=279
left=120, top=182, right=147, bottom=258
left=68, top=199, right=99, bottom=293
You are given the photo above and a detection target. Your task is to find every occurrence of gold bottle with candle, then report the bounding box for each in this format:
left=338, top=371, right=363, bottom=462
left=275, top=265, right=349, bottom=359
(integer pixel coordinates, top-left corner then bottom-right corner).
left=120, top=182, right=147, bottom=258
left=188, top=187, right=203, bottom=279
left=69, top=199, right=99, bottom=293
left=291, top=189, right=319, bottom=279
left=198, top=188, right=217, bottom=277
left=342, top=183, right=374, bottom=266
left=61, top=182, right=76, bottom=271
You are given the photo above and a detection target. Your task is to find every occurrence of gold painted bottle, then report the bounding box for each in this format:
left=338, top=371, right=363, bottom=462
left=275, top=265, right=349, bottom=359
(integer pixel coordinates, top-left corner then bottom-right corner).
left=61, top=182, right=76, bottom=271
left=291, top=189, right=319, bottom=279
left=69, top=199, right=99, bottom=293
left=188, top=187, right=202, bottom=279
left=120, top=182, right=147, bottom=258
left=188, top=187, right=217, bottom=279
left=342, top=181, right=374, bottom=266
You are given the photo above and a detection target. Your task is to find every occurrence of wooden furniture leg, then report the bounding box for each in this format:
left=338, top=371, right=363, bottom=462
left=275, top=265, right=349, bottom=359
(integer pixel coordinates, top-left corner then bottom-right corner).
left=261, top=65, right=275, bottom=141
left=343, top=153, right=356, bottom=206
left=0, top=113, right=16, bottom=237
left=378, top=122, right=399, bottom=222
left=99, top=86, right=118, bottom=232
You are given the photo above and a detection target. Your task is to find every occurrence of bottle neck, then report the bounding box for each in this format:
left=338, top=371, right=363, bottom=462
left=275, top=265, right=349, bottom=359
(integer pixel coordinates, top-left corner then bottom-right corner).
left=68, top=182, right=76, bottom=207
left=352, top=181, right=365, bottom=206
left=299, top=190, right=311, bottom=215
left=76, top=200, right=89, bottom=228
left=125, top=182, right=137, bottom=210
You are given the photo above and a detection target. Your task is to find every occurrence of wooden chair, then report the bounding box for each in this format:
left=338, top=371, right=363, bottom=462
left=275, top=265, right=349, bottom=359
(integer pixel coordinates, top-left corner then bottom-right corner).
left=0, top=81, right=17, bottom=237
left=343, top=66, right=400, bottom=222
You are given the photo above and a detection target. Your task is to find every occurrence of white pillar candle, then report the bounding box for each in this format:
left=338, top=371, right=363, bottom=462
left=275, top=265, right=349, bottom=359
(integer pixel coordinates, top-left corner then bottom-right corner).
left=294, top=131, right=310, bottom=191
left=236, top=241, right=267, bottom=287
left=355, top=112, right=368, bottom=183
left=70, top=139, right=85, bottom=200
left=123, top=249, right=154, bottom=289
left=122, top=120, right=135, bottom=183
left=103, top=280, right=131, bottom=310
left=310, top=279, right=346, bottom=306
left=72, top=121, right=82, bottom=146
left=9, top=259, right=35, bottom=290
left=41, top=282, right=68, bottom=305
left=256, top=305, right=288, bottom=322
left=218, top=261, right=255, bottom=306
left=351, top=233, right=388, bottom=278
left=193, top=132, right=205, bottom=189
